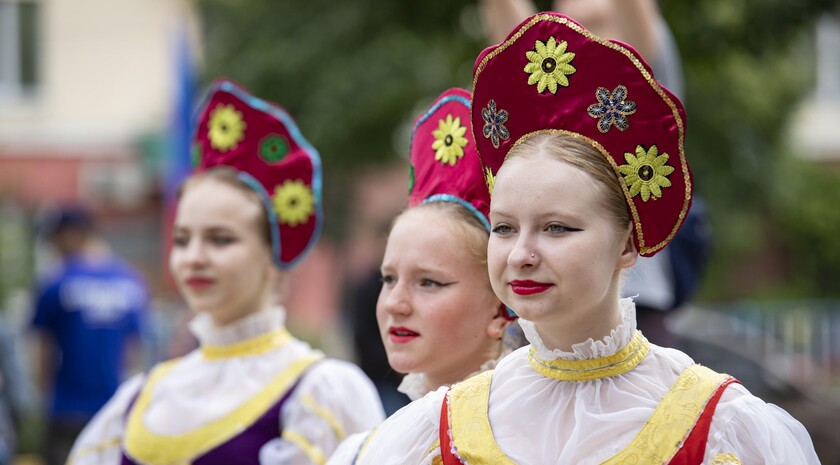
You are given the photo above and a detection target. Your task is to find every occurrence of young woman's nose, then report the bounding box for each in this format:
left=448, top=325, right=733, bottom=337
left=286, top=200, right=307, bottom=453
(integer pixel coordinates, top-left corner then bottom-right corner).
left=183, top=239, right=209, bottom=266
left=508, top=234, right=538, bottom=268
left=383, top=282, right=412, bottom=316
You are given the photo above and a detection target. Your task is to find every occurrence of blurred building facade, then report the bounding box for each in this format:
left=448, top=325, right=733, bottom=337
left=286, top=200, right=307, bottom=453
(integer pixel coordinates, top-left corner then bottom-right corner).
left=0, top=0, right=200, bottom=297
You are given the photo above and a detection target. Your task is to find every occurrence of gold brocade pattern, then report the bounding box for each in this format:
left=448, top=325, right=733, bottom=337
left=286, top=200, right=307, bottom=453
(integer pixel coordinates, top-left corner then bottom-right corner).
left=602, top=364, right=731, bottom=464
left=528, top=330, right=649, bottom=381
left=447, top=371, right=516, bottom=465
left=124, top=354, right=322, bottom=465
left=201, top=327, right=293, bottom=360
left=712, top=452, right=743, bottom=464
left=471, top=13, right=690, bottom=255
left=446, top=364, right=731, bottom=465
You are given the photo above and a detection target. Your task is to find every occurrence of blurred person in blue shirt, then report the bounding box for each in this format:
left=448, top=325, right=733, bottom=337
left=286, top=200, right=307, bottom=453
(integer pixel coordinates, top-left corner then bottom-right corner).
left=30, top=206, right=149, bottom=465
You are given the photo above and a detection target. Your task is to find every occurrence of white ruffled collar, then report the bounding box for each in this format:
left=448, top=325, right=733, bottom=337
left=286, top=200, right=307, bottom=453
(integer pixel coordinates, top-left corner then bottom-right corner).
left=519, top=298, right=637, bottom=361
left=398, top=358, right=499, bottom=401
left=189, top=306, right=287, bottom=348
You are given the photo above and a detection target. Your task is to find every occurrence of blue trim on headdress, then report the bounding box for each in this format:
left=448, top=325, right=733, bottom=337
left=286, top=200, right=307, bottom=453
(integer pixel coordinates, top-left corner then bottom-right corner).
left=237, top=172, right=283, bottom=267
left=194, top=80, right=324, bottom=270
left=422, top=194, right=491, bottom=232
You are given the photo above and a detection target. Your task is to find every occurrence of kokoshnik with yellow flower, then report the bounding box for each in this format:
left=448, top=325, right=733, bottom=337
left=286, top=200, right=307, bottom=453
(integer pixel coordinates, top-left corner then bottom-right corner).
left=408, top=88, right=492, bottom=231
left=470, top=12, right=693, bottom=256
left=191, top=79, right=323, bottom=269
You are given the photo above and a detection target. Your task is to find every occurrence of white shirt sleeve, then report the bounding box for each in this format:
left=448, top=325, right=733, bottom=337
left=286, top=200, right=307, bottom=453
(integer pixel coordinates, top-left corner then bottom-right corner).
left=66, top=373, right=145, bottom=465
left=261, top=359, right=385, bottom=465
left=334, top=388, right=444, bottom=465
left=706, top=383, right=820, bottom=465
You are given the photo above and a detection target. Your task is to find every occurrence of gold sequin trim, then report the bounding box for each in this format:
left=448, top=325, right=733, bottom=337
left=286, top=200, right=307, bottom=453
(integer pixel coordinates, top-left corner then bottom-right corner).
left=528, top=330, right=649, bottom=381
left=472, top=14, right=690, bottom=255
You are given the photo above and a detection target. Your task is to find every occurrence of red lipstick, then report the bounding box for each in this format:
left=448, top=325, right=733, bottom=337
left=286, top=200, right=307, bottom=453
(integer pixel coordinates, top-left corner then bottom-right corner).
left=388, top=326, right=420, bottom=343
left=510, top=280, right=553, bottom=295
left=185, top=277, right=215, bottom=290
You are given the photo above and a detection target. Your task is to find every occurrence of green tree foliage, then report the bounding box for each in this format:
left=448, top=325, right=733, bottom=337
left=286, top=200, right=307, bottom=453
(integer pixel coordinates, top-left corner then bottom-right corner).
left=662, top=0, right=840, bottom=298
left=199, top=0, right=485, bottom=235
left=199, top=0, right=840, bottom=297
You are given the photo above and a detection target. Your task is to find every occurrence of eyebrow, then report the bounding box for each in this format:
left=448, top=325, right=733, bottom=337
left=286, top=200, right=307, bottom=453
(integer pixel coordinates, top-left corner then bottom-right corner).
left=489, top=210, right=585, bottom=223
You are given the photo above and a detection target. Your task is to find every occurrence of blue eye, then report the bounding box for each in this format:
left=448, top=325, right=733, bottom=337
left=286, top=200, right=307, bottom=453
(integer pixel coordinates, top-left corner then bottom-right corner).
left=546, top=223, right=580, bottom=234
left=491, top=224, right=514, bottom=235
left=420, top=279, right=443, bottom=288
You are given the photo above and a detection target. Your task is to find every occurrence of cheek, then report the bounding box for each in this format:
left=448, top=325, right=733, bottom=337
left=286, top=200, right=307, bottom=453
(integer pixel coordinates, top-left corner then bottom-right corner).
left=168, top=250, right=184, bottom=278
left=487, top=239, right=507, bottom=279
left=375, top=291, right=388, bottom=327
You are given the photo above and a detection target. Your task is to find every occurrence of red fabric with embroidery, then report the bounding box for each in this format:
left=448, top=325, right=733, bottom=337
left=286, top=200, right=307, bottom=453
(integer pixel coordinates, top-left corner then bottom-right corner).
left=471, top=12, right=691, bottom=256
left=192, top=79, right=321, bottom=268
left=409, top=87, right=490, bottom=223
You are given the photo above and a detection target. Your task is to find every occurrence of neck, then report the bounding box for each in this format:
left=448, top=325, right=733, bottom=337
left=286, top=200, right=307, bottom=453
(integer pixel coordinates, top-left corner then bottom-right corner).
left=423, top=343, right=501, bottom=391
left=534, top=299, right=623, bottom=352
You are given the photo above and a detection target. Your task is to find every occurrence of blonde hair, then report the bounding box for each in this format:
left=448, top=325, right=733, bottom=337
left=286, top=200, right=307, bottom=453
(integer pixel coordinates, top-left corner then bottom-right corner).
left=507, top=133, right=631, bottom=231
left=177, top=166, right=272, bottom=244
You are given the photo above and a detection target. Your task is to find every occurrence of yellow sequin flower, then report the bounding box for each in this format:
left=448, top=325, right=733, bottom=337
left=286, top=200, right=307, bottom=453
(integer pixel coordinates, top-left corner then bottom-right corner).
left=273, top=180, right=314, bottom=227
left=431, top=115, right=469, bottom=166
left=524, top=37, right=576, bottom=94
left=618, top=145, right=675, bottom=202
left=484, top=166, right=496, bottom=194
left=208, top=104, right=246, bottom=152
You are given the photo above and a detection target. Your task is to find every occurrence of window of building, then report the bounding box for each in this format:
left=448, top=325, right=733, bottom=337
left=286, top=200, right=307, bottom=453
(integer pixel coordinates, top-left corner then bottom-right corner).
left=0, top=0, right=40, bottom=99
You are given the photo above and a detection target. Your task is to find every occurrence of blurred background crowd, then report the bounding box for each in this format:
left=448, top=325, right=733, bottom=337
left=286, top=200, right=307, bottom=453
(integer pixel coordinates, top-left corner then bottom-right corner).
left=1, top=0, right=840, bottom=463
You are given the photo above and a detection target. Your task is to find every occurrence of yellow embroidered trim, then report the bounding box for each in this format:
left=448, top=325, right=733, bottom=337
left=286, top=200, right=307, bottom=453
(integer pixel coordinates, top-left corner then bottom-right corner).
left=301, top=393, right=346, bottom=440
left=65, top=437, right=122, bottom=465
left=471, top=13, right=690, bottom=255
left=124, top=354, right=322, bottom=465
left=602, top=364, right=731, bottom=464
left=201, top=327, right=293, bottom=360
left=448, top=370, right=516, bottom=465
left=282, top=429, right=328, bottom=465
left=712, top=452, right=743, bottom=465
left=447, top=364, right=730, bottom=465
left=528, top=330, right=649, bottom=381
left=352, top=426, right=379, bottom=465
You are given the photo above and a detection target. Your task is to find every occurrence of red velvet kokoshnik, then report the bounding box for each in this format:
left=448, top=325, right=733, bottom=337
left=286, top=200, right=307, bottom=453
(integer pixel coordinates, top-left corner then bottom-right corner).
left=191, top=79, right=323, bottom=269
left=409, top=87, right=491, bottom=228
left=471, top=12, right=692, bottom=256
